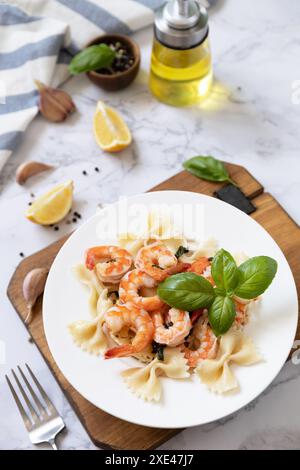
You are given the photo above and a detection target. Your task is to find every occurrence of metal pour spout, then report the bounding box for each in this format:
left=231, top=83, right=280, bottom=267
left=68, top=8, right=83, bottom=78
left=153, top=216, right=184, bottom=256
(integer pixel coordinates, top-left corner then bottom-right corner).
left=154, top=0, right=209, bottom=49
left=177, top=0, right=189, bottom=17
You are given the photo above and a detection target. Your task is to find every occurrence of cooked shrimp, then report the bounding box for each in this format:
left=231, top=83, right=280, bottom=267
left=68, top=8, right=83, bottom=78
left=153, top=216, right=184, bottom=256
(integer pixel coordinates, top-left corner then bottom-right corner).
left=167, top=261, right=191, bottom=275
left=85, top=245, right=132, bottom=283
left=190, top=308, right=205, bottom=325
left=187, top=257, right=210, bottom=275
left=119, top=269, right=164, bottom=311
left=152, top=307, right=192, bottom=347
left=183, top=312, right=217, bottom=368
left=187, top=257, right=214, bottom=285
left=234, top=299, right=249, bottom=326
left=135, top=243, right=179, bottom=282
left=185, top=302, right=248, bottom=367
left=104, top=303, right=154, bottom=359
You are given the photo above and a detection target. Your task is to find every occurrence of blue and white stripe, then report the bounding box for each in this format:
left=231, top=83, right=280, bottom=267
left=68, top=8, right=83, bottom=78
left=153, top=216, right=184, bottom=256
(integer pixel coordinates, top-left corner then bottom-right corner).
left=0, top=0, right=165, bottom=170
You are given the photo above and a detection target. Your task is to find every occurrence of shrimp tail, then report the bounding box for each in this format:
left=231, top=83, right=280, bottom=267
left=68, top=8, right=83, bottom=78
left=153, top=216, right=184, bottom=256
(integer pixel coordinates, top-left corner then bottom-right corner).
left=105, top=344, right=136, bottom=359
left=85, top=249, right=95, bottom=270
left=167, top=262, right=191, bottom=275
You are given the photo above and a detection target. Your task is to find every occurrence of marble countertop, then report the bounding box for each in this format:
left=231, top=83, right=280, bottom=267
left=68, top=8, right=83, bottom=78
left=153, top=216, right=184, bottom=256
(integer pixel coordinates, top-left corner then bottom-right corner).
left=1, top=0, right=300, bottom=450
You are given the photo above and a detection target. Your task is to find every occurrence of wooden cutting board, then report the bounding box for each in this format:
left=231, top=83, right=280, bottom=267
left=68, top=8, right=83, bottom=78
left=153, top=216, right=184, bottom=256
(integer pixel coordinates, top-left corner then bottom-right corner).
left=7, top=163, right=300, bottom=450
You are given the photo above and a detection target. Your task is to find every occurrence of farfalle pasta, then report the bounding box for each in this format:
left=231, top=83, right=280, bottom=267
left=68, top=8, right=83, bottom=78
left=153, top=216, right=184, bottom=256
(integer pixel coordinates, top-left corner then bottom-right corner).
left=179, top=238, right=218, bottom=262
left=69, top=289, right=113, bottom=355
left=118, top=210, right=188, bottom=256
left=196, top=330, right=262, bottom=394
left=73, top=264, right=104, bottom=317
left=69, top=313, right=107, bottom=355
left=122, top=347, right=189, bottom=402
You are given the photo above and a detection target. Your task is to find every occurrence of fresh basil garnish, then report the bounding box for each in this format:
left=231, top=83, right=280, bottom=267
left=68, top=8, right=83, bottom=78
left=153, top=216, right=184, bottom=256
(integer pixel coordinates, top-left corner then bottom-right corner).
left=208, top=295, right=236, bottom=336
left=183, top=156, right=235, bottom=185
left=157, top=272, right=215, bottom=311
left=175, top=246, right=189, bottom=259
left=69, top=44, right=116, bottom=75
left=211, top=249, right=239, bottom=294
left=157, top=248, right=277, bottom=337
left=234, top=256, right=278, bottom=299
left=214, top=286, right=226, bottom=297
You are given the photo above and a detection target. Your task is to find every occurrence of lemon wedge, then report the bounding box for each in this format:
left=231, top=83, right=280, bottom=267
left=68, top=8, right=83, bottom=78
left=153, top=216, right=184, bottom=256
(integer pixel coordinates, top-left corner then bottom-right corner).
left=26, top=180, right=73, bottom=225
left=93, top=101, right=132, bottom=152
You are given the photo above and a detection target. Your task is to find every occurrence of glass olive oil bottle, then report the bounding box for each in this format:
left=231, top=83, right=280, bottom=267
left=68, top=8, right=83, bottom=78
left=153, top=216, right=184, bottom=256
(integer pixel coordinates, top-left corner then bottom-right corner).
left=149, top=0, right=212, bottom=107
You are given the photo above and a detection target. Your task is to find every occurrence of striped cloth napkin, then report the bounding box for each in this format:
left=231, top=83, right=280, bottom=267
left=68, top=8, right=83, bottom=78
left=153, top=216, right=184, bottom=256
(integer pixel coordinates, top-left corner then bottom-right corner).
left=0, top=0, right=165, bottom=171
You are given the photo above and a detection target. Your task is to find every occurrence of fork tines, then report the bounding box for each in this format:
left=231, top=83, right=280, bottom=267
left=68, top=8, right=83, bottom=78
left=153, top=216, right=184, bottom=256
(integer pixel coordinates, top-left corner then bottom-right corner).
left=5, top=364, right=58, bottom=430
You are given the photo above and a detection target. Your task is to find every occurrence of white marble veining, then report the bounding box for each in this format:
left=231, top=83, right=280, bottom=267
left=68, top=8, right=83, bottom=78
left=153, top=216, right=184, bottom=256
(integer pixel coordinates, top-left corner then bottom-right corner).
left=1, top=0, right=300, bottom=450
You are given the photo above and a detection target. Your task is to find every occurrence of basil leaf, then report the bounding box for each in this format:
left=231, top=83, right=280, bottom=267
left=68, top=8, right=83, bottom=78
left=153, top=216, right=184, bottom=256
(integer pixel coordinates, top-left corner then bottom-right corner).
left=69, top=44, right=116, bottom=75
left=211, top=249, right=239, bottom=293
left=215, top=286, right=226, bottom=297
left=208, top=295, right=236, bottom=336
left=183, top=156, right=234, bottom=184
left=175, top=246, right=189, bottom=259
left=235, top=256, right=278, bottom=299
left=157, top=273, right=215, bottom=311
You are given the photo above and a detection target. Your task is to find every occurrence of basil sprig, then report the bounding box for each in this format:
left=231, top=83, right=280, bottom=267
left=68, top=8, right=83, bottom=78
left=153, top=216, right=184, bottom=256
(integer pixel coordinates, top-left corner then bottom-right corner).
left=183, top=156, right=235, bottom=185
left=69, top=44, right=116, bottom=75
left=234, top=256, right=278, bottom=299
left=208, top=296, right=236, bottom=336
left=158, top=249, right=277, bottom=337
left=211, top=249, right=239, bottom=294
left=157, top=273, right=215, bottom=311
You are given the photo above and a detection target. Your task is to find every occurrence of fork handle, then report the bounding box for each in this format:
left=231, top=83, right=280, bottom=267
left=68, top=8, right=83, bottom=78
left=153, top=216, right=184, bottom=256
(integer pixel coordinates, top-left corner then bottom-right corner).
left=48, top=439, right=58, bottom=450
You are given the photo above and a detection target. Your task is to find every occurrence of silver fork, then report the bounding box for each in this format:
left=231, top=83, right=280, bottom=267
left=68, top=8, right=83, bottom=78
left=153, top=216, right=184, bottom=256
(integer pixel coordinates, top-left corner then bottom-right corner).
left=5, top=364, right=65, bottom=450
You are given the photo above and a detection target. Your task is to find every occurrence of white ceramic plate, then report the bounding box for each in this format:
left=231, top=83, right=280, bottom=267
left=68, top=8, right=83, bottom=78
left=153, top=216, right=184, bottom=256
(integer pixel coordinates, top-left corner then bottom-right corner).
left=43, top=191, right=298, bottom=428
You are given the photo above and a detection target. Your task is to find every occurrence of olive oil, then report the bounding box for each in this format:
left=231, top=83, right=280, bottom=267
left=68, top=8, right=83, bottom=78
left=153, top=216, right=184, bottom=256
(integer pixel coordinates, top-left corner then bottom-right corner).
left=150, top=37, right=212, bottom=106
left=149, top=0, right=213, bottom=107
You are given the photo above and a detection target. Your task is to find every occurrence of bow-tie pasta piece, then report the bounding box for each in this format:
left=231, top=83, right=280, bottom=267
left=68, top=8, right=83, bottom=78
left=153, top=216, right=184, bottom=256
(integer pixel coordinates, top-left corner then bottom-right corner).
left=122, top=347, right=189, bottom=402
left=73, top=264, right=105, bottom=317
left=179, top=238, right=218, bottom=262
left=118, top=235, right=145, bottom=257
left=147, top=211, right=187, bottom=253
left=196, top=330, right=262, bottom=394
left=118, top=210, right=188, bottom=256
left=96, top=287, right=114, bottom=317
left=69, top=289, right=113, bottom=355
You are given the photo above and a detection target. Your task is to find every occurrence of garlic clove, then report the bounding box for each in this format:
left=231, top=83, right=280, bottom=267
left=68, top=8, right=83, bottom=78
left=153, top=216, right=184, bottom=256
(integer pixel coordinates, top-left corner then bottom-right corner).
left=35, top=80, right=76, bottom=123
left=16, top=161, right=54, bottom=185
left=23, top=267, right=49, bottom=324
